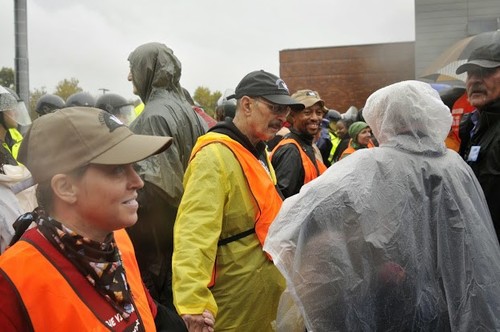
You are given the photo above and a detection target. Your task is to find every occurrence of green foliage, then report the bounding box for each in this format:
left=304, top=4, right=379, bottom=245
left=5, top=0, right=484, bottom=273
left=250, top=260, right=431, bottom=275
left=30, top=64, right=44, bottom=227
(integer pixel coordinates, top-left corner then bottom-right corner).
left=193, top=86, right=222, bottom=117
left=29, top=86, right=48, bottom=115
left=54, top=78, right=82, bottom=101
left=0, top=67, right=15, bottom=89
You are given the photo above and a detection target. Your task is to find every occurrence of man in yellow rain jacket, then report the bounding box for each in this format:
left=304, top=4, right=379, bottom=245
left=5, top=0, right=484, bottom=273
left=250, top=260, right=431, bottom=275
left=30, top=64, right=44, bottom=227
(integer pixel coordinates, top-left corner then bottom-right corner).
left=172, top=70, right=304, bottom=331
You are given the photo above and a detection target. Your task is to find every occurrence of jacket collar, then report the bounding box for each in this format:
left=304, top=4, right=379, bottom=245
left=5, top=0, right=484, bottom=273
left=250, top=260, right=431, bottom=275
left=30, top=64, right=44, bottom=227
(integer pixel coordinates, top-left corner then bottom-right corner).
left=287, top=127, right=314, bottom=145
left=209, top=120, right=267, bottom=159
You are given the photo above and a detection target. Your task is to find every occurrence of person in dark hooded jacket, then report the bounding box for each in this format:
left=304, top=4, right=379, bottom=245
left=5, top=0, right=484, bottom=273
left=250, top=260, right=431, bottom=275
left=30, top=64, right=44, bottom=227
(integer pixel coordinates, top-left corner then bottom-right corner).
left=457, top=43, right=500, bottom=240
left=126, top=42, right=206, bottom=311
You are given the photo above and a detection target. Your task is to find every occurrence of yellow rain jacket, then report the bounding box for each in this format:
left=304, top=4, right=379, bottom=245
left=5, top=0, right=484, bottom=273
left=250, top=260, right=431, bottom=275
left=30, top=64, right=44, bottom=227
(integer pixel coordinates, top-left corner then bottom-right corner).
left=2, top=128, right=23, bottom=161
left=173, top=132, right=285, bottom=332
left=327, top=131, right=342, bottom=163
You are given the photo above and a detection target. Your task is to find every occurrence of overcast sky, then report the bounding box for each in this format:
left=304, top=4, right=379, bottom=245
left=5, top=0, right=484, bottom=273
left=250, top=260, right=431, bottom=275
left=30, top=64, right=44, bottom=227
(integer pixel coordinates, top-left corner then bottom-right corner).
left=1, top=0, right=415, bottom=102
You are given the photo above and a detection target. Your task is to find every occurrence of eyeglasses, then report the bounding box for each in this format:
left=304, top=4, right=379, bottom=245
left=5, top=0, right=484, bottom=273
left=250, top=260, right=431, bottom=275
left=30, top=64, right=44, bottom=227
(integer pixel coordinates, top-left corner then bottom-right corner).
left=254, top=98, right=291, bottom=115
left=467, top=67, right=500, bottom=78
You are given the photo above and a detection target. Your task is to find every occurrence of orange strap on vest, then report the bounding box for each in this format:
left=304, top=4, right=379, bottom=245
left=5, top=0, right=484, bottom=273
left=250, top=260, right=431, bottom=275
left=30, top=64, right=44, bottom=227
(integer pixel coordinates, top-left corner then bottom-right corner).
left=451, top=92, right=475, bottom=137
left=340, top=139, right=375, bottom=159
left=0, top=228, right=155, bottom=331
left=271, top=138, right=327, bottom=184
left=340, top=142, right=356, bottom=159
left=114, top=229, right=156, bottom=329
left=191, top=132, right=283, bottom=248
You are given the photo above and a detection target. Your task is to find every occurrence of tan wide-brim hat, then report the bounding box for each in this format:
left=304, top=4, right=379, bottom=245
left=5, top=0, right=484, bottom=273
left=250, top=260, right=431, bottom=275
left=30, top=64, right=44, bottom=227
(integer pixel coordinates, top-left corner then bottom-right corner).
left=18, top=107, right=173, bottom=183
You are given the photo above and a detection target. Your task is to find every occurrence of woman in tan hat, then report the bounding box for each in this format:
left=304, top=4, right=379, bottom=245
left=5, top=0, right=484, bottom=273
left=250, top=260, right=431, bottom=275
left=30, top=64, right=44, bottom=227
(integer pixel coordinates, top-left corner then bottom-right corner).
left=0, top=107, right=205, bottom=331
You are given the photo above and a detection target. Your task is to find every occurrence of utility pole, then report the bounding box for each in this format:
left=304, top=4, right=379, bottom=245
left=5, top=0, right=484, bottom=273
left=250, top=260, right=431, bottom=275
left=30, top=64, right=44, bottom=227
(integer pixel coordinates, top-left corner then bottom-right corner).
left=14, top=0, right=30, bottom=118
left=99, top=88, right=109, bottom=95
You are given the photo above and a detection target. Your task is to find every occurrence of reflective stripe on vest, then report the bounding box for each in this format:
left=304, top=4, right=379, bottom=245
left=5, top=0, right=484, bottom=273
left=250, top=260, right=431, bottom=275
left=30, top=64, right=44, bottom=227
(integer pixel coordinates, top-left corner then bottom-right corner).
left=271, top=138, right=327, bottom=184
left=190, top=132, right=283, bottom=248
left=328, top=132, right=342, bottom=163
left=8, top=128, right=23, bottom=160
left=0, top=228, right=156, bottom=331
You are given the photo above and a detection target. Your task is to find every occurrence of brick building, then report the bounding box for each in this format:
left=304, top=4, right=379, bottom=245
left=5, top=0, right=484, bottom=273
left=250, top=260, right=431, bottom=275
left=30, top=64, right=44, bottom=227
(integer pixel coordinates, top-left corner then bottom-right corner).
left=280, top=0, right=500, bottom=113
left=279, top=42, right=415, bottom=113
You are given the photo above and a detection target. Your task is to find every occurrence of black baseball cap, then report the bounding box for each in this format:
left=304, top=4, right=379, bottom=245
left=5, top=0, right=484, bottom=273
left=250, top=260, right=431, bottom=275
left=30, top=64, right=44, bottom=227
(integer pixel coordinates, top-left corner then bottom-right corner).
left=456, top=43, right=500, bottom=74
left=227, top=70, right=305, bottom=111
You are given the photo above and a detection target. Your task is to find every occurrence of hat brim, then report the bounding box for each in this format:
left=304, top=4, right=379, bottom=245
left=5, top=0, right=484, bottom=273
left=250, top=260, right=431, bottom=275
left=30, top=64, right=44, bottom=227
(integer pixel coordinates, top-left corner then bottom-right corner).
left=456, top=60, right=500, bottom=74
left=294, top=96, right=326, bottom=110
left=263, top=95, right=305, bottom=111
left=91, top=134, right=173, bottom=165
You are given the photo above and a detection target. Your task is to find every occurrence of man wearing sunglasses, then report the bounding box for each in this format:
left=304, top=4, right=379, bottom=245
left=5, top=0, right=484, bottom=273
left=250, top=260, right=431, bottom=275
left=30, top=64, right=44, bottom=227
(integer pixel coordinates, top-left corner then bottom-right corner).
left=172, top=70, right=304, bottom=331
left=270, top=89, right=328, bottom=198
left=458, top=43, right=500, bottom=241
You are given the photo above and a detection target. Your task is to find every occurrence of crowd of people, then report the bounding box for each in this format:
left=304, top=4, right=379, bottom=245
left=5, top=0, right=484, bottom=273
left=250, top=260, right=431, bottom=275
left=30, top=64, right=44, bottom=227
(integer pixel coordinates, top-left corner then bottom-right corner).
left=0, top=41, right=499, bottom=331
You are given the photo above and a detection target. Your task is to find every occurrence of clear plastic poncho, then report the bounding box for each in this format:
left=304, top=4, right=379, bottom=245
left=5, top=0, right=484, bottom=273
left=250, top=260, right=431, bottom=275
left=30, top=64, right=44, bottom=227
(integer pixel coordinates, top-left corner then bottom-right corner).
left=264, top=81, right=500, bottom=331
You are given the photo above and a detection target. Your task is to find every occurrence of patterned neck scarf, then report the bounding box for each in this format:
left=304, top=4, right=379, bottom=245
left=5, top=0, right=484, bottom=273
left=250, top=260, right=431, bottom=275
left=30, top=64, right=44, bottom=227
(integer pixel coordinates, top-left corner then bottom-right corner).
left=35, top=209, right=134, bottom=320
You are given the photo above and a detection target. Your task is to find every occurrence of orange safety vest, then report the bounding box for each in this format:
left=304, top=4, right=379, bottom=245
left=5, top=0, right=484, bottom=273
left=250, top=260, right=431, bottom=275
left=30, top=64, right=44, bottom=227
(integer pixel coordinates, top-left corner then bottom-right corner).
left=191, top=132, right=282, bottom=248
left=340, top=139, right=375, bottom=160
left=271, top=138, right=327, bottom=184
left=0, top=228, right=156, bottom=331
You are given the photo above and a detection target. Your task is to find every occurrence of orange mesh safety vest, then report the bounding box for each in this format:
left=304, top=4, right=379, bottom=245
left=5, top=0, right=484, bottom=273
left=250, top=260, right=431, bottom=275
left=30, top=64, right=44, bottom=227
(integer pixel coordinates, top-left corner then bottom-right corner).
left=271, top=138, right=327, bottom=184
left=191, top=132, right=283, bottom=248
left=0, top=228, right=156, bottom=331
left=340, top=139, right=375, bottom=160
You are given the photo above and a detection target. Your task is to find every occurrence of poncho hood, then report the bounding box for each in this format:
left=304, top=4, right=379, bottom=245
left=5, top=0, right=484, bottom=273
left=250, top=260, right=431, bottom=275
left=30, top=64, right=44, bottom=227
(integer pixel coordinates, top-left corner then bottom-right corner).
left=363, top=80, right=452, bottom=154
left=128, top=42, right=183, bottom=103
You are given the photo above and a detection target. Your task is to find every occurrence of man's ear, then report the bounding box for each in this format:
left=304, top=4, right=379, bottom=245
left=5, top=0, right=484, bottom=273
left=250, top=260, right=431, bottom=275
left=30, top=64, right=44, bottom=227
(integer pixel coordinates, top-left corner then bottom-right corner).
left=51, top=174, right=78, bottom=204
left=240, top=96, right=253, bottom=116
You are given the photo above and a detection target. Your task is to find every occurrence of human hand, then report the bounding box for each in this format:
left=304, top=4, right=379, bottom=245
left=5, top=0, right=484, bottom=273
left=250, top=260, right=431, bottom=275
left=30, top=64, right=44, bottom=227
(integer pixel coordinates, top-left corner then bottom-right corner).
left=182, top=310, right=215, bottom=332
left=378, top=261, right=406, bottom=285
